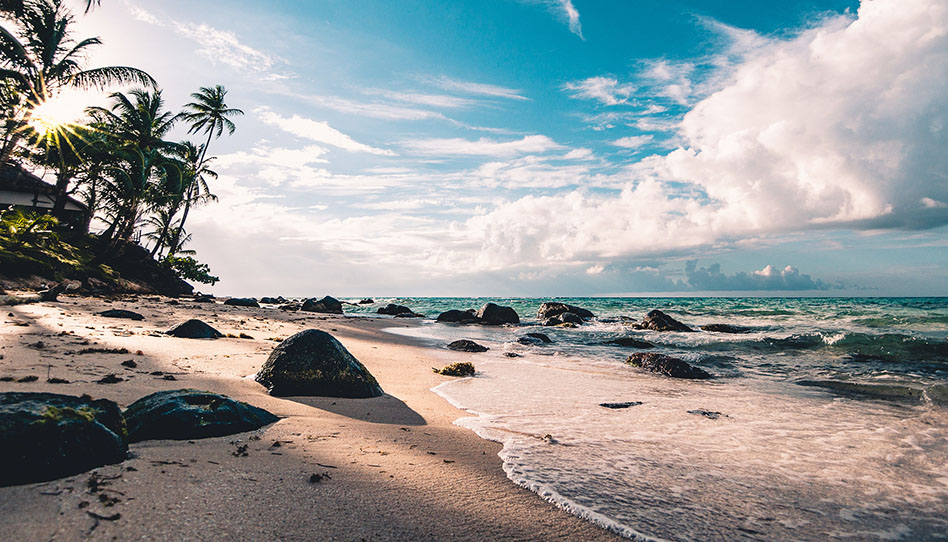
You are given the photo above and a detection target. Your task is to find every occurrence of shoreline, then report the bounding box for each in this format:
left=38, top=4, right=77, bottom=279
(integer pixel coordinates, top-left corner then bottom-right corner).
left=0, top=294, right=622, bottom=541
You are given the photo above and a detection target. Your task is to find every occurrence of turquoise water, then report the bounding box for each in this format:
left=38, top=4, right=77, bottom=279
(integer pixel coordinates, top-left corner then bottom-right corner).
left=345, top=297, right=948, bottom=540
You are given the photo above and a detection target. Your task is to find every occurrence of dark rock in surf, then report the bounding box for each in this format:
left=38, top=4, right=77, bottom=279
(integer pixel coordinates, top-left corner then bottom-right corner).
left=542, top=312, right=584, bottom=326
left=224, top=297, right=260, bottom=308
left=537, top=302, right=594, bottom=321
left=626, top=352, right=711, bottom=379
left=476, top=303, right=520, bottom=325
left=600, top=401, right=643, bottom=409
left=378, top=304, right=414, bottom=316
left=436, top=309, right=480, bottom=324
left=700, top=324, right=751, bottom=334
left=0, top=392, right=127, bottom=486
left=301, top=296, right=343, bottom=314
left=124, top=389, right=278, bottom=443
left=97, top=309, right=144, bottom=321
left=358, top=298, right=374, bottom=305
left=447, top=339, right=489, bottom=353
left=166, top=319, right=223, bottom=339
left=518, top=332, right=552, bottom=345
left=604, top=337, right=654, bottom=349
left=637, top=310, right=694, bottom=332
left=255, top=329, right=383, bottom=398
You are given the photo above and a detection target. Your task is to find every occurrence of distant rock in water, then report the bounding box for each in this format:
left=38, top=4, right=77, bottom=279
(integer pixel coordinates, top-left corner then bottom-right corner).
left=378, top=303, right=415, bottom=316
left=0, top=392, right=127, bottom=486
left=224, top=297, right=260, bottom=308
left=259, top=296, right=286, bottom=305
left=634, top=310, right=694, bottom=332
left=255, top=329, right=383, bottom=398
left=700, top=324, right=752, bottom=334
left=537, top=302, right=595, bottom=321
left=436, top=309, right=480, bottom=324
left=301, top=296, right=343, bottom=314
left=600, top=401, right=643, bottom=409
left=447, top=339, right=489, bottom=352
left=476, top=303, right=520, bottom=325
left=626, top=352, right=712, bottom=379
left=97, top=309, right=144, bottom=321
left=358, top=298, right=374, bottom=305
left=604, top=337, right=654, bottom=349
left=542, top=312, right=584, bottom=327
left=124, top=389, right=278, bottom=443
left=166, top=319, right=223, bottom=339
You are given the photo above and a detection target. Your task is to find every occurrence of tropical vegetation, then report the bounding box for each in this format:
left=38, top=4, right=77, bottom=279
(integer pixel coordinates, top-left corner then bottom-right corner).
left=0, top=0, right=240, bottom=287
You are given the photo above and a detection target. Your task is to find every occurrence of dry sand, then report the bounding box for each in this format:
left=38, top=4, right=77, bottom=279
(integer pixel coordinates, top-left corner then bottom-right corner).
left=0, top=294, right=622, bottom=541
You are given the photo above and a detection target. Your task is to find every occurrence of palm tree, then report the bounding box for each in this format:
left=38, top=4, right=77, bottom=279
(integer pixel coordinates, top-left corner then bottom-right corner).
left=0, top=0, right=154, bottom=166
left=167, top=85, right=240, bottom=252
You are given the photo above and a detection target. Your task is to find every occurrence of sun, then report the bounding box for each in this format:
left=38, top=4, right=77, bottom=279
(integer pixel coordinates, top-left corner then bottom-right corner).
left=27, top=91, right=91, bottom=136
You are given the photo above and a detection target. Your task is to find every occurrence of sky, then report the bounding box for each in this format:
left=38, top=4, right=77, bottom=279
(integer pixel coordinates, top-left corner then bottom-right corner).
left=48, top=0, right=948, bottom=296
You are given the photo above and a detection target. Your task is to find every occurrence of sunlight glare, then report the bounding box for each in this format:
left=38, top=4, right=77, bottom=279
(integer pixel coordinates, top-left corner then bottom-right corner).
left=27, top=90, right=94, bottom=135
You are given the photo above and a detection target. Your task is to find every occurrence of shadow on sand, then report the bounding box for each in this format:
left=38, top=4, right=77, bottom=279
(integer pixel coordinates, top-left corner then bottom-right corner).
left=284, top=393, right=427, bottom=426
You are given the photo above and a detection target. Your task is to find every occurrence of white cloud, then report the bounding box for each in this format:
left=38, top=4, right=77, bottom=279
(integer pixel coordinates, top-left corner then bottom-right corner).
left=565, top=77, right=636, bottom=105
left=585, top=264, right=604, bottom=275
left=559, top=0, right=584, bottom=39
left=403, top=135, right=563, bottom=157
left=427, top=76, right=528, bottom=100
left=612, top=135, right=654, bottom=149
left=363, top=89, right=475, bottom=109
left=256, top=108, right=395, bottom=156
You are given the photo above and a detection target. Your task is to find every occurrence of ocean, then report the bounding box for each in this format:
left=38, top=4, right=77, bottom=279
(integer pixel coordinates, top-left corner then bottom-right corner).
left=346, top=297, right=948, bottom=541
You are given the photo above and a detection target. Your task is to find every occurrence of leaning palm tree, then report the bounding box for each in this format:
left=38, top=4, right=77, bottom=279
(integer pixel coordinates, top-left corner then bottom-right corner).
left=150, top=140, right=216, bottom=256
left=0, top=0, right=153, bottom=165
left=167, top=85, right=240, bottom=252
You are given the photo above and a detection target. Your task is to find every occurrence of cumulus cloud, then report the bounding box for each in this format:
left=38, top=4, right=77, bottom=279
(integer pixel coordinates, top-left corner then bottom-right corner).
left=564, top=77, right=636, bottom=106
left=403, top=135, right=563, bottom=157
left=684, top=262, right=831, bottom=291
left=256, top=108, right=395, bottom=155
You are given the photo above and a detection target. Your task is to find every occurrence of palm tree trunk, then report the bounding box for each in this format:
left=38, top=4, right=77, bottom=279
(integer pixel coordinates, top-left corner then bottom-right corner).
left=167, top=131, right=212, bottom=254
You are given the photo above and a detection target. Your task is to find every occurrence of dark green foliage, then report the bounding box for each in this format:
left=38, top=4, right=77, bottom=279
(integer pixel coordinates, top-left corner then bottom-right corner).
left=163, top=255, right=219, bottom=285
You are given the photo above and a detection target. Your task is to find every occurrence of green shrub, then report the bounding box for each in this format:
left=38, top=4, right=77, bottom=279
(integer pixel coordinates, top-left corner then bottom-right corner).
left=163, top=255, right=219, bottom=285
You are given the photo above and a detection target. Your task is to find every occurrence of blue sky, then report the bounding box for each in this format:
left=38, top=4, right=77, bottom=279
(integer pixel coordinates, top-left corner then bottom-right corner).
left=61, top=0, right=948, bottom=296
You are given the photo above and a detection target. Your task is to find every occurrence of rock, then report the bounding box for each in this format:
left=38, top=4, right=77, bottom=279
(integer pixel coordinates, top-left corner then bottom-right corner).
left=358, top=298, right=374, bottom=305
left=97, top=374, right=123, bottom=384
left=301, top=296, right=343, bottom=314
left=278, top=303, right=301, bottom=311
left=255, top=330, right=383, bottom=398
left=476, top=303, right=520, bottom=325
left=193, top=294, right=215, bottom=303
left=120, top=360, right=137, bottom=368
left=0, top=392, right=127, bottom=486
left=447, top=339, right=489, bottom=352
left=537, top=302, right=595, bottom=321
left=626, top=353, right=712, bottom=379
left=166, top=319, right=224, bottom=339
left=542, top=312, right=584, bottom=326
left=433, top=362, right=476, bottom=377
left=518, top=333, right=551, bottom=346
left=39, top=281, right=76, bottom=302
left=123, top=389, right=279, bottom=443
left=600, top=401, right=643, bottom=409
left=378, top=304, right=414, bottom=316
left=637, top=309, right=694, bottom=332
left=504, top=352, right=521, bottom=358
left=224, top=297, right=260, bottom=308
left=688, top=409, right=724, bottom=419
left=259, top=297, right=286, bottom=304
left=96, top=309, right=144, bottom=321
left=604, top=337, right=655, bottom=349
left=436, top=309, right=480, bottom=324
left=700, top=324, right=752, bottom=333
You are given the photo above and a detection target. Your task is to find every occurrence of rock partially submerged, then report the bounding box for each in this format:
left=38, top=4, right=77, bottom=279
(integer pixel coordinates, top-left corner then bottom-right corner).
left=358, top=298, right=374, bottom=305
left=433, top=362, right=475, bottom=377
left=97, top=309, right=144, bottom=321
left=518, top=332, right=552, bottom=346
left=626, top=352, right=712, bottom=379
left=476, top=303, right=520, bottom=325
left=377, top=304, right=421, bottom=317
left=632, top=309, right=694, bottom=332
left=700, top=323, right=752, bottom=333
left=542, top=312, right=584, bottom=327
left=537, top=302, right=595, bottom=321
left=0, top=392, right=127, bottom=486
left=166, top=319, right=223, bottom=339
left=224, top=297, right=260, bottom=308
left=436, top=309, right=480, bottom=324
left=604, top=337, right=654, bottom=349
left=255, top=329, right=383, bottom=398
left=447, top=339, right=489, bottom=352
left=124, top=389, right=278, bottom=443
left=301, top=296, right=343, bottom=314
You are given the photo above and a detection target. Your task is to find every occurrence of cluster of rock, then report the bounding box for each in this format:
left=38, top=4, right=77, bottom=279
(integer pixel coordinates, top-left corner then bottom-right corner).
left=224, top=297, right=260, bottom=308
left=0, top=389, right=278, bottom=486
left=377, top=304, right=423, bottom=318
left=537, top=302, right=595, bottom=327
left=260, top=296, right=287, bottom=305
left=626, top=352, right=712, bottom=379
left=436, top=303, right=520, bottom=325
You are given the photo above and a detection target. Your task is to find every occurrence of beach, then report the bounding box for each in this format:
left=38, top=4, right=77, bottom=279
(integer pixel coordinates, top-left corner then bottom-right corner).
left=0, top=294, right=622, bottom=541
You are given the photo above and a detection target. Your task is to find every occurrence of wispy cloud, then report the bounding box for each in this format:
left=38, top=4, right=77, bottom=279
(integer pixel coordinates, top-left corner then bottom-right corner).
left=362, top=89, right=476, bottom=109
left=524, top=1, right=584, bottom=38
left=256, top=107, right=395, bottom=155
left=402, top=135, right=562, bottom=157
left=564, top=77, right=636, bottom=105
left=427, top=75, right=528, bottom=100
left=611, top=135, right=654, bottom=149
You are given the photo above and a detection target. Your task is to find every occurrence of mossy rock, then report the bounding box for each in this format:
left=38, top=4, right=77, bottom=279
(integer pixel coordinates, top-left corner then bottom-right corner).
left=0, top=392, right=127, bottom=486
left=124, top=389, right=279, bottom=443
left=255, top=329, right=383, bottom=398
left=433, top=362, right=475, bottom=377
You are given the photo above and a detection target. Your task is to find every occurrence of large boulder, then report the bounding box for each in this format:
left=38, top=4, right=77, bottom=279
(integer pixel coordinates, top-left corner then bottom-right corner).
left=635, top=309, right=694, bottom=332
left=700, top=323, right=751, bottom=334
left=166, top=319, right=224, bottom=339
left=255, top=330, right=383, bottom=398
left=301, top=296, right=343, bottom=314
left=224, top=297, right=260, bottom=308
left=537, top=302, right=595, bottom=321
left=260, top=296, right=287, bottom=304
left=97, top=309, right=144, bottom=321
left=447, top=339, right=489, bottom=352
left=476, top=303, right=520, bottom=325
left=124, top=389, right=278, bottom=443
left=0, top=392, right=127, bottom=486
left=436, top=309, right=480, bottom=324
left=542, top=312, right=584, bottom=326
left=378, top=304, right=414, bottom=316
left=626, top=353, right=711, bottom=379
